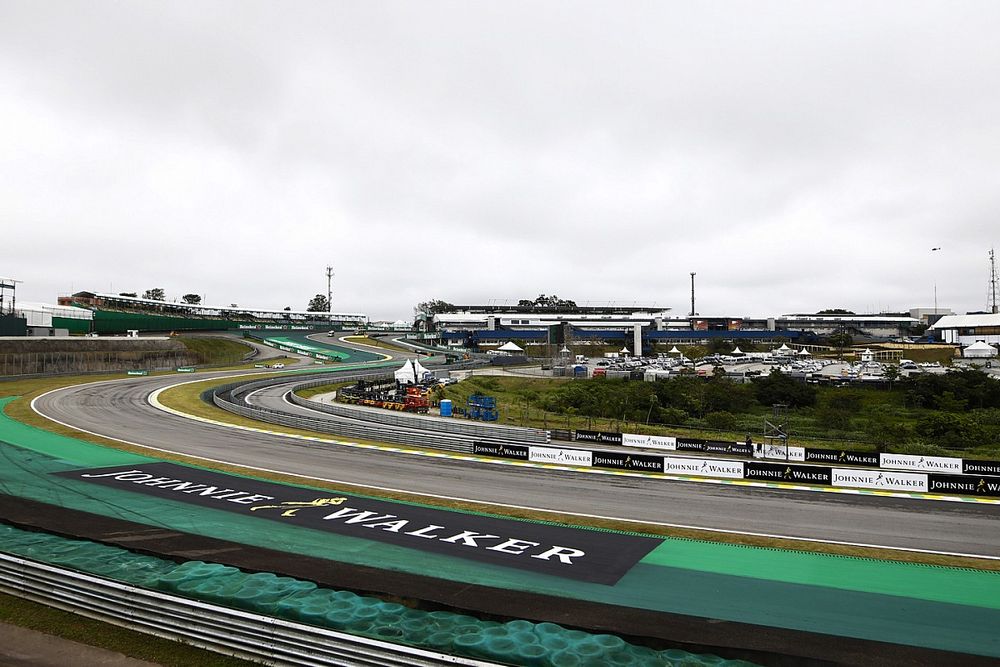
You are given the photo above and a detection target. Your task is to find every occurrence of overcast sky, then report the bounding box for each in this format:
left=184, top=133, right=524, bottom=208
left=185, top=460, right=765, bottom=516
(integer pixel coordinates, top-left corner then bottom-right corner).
left=3, top=2, right=999, bottom=320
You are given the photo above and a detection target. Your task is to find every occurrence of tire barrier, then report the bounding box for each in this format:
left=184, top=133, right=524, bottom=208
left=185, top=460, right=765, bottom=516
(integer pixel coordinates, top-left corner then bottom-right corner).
left=0, top=524, right=755, bottom=667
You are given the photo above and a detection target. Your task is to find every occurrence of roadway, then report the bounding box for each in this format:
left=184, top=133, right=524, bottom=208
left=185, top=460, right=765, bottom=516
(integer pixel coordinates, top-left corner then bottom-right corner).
left=32, top=370, right=1000, bottom=558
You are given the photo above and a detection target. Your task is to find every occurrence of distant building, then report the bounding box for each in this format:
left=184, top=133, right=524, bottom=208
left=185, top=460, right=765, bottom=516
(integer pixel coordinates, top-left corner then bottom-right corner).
left=58, top=291, right=367, bottom=334
left=909, top=307, right=954, bottom=326
left=930, top=314, right=1000, bottom=346
left=16, top=301, right=93, bottom=335
left=774, top=314, right=921, bottom=339
left=428, top=305, right=806, bottom=351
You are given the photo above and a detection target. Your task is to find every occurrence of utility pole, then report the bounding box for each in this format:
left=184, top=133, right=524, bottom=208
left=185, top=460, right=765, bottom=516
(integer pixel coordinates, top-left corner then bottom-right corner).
left=990, top=248, right=998, bottom=314
left=689, top=272, right=696, bottom=317
left=326, top=266, right=334, bottom=325
left=931, top=247, right=941, bottom=318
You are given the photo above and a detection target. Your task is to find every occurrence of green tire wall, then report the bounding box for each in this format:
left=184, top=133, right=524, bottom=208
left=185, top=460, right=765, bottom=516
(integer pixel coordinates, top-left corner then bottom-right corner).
left=0, top=524, right=754, bottom=667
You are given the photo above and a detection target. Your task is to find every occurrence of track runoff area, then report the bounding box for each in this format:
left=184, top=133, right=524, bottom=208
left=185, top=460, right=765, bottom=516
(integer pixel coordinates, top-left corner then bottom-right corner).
left=16, top=357, right=1000, bottom=663
left=148, top=370, right=1000, bottom=661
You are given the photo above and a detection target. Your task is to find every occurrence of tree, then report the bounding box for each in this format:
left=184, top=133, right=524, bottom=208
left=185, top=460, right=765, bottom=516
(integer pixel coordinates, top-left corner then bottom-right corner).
left=817, top=308, right=856, bottom=315
left=827, top=332, right=853, bottom=349
left=753, top=369, right=817, bottom=408
left=142, top=288, right=165, bottom=301
left=181, top=294, right=201, bottom=304
left=883, top=364, right=900, bottom=391
left=414, top=299, right=455, bottom=315
left=118, top=292, right=137, bottom=297
left=307, top=294, right=330, bottom=312
left=518, top=294, right=578, bottom=310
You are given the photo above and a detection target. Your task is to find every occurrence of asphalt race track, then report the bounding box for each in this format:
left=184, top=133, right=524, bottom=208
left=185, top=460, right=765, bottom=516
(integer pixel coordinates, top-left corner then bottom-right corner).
left=33, top=371, right=1000, bottom=558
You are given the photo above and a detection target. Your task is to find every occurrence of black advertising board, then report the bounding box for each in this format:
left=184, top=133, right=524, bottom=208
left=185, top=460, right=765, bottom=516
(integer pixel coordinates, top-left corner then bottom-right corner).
left=575, top=430, right=623, bottom=444
left=928, top=473, right=1000, bottom=497
left=963, top=459, right=1000, bottom=476
left=804, top=448, right=880, bottom=467
left=473, top=442, right=529, bottom=460
left=675, top=438, right=705, bottom=452
left=705, top=440, right=753, bottom=456
left=55, top=462, right=661, bottom=585
left=591, top=451, right=664, bottom=473
left=744, top=461, right=832, bottom=485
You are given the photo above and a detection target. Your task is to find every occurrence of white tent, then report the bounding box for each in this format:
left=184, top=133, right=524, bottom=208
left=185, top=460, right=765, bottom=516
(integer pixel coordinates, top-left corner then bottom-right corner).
left=621, top=346, right=631, bottom=355
left=798, top=348, right=811, bottom=356
left=963, top=341, right=998, bottom=358
left=776, top=344, right=792, bottom=353
left=731, top=346, right=744, bottom=355
left=668, top=346, right=681, bottom=354
left=394, top=360, right=416, bottom=384
left=497, top=341, right=524, bottom=353
left=413, top=358, right=431, bottom=380
left=559, top=346, right=571, bottom=355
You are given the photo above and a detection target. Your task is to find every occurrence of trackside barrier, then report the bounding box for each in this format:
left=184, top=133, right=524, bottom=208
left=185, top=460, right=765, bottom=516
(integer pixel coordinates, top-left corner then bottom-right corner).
left=0, top=553, right=497, bottom=667
left=213, top=375, right=1000, bottom=498
left=212, top=373, right=479, bottom=453
left=580, top=430, right=1000, bottom=477
left=290, top=393, right=550, bottom=445
left=474, top=444, right=1000, bottom=499
left=211, top=365, right=546, bottom=453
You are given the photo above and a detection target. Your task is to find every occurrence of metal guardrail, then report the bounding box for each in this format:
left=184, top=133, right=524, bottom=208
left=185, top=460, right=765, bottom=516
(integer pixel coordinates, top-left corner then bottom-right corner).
left=289, top=393, right=549, bottom=445
left=0, top=552, right=497, bottom=667
left=212, top=373, right=477, bottom=453
left=211, top=363, right=549, bottom=453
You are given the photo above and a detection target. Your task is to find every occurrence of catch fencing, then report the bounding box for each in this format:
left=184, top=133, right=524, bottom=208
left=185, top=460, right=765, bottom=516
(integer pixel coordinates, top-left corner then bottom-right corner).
left=0, top=350, right=197, bottom=377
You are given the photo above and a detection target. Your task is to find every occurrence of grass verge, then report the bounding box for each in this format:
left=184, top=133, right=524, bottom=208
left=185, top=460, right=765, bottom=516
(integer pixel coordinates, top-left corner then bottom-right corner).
left=343, top=335, right=413, bottom=354
left=176, top=336, right=255, bottom=365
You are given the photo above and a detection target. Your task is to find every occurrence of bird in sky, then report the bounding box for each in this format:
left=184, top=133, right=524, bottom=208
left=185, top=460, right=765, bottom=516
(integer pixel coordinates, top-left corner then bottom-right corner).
left=931, top=247, right=941, bottom=251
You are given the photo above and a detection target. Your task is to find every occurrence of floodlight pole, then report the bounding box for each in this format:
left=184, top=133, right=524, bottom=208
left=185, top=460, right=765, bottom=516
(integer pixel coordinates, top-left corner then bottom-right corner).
left=326, top=265, right=334, bottom=326
left=931, top=247, right=940, bottom=319
left=689, top=272, right=696, bottom=317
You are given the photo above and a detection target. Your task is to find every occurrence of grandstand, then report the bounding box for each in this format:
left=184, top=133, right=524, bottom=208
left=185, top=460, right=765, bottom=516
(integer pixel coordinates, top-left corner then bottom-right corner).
left=58, top=291, right=367, bottom=335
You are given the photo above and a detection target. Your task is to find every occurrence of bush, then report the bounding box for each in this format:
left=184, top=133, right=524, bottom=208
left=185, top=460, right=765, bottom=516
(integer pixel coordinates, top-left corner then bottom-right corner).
left=657, top=407, right=688, bottom=426
left=704, top=411, right=738, bottom=430
left=753, top=370, right=817, bottom=408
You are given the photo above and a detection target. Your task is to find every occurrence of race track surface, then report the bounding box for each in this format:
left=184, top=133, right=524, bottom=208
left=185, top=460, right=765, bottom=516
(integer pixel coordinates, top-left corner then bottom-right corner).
left=33, top=373, right=1000, bottom=558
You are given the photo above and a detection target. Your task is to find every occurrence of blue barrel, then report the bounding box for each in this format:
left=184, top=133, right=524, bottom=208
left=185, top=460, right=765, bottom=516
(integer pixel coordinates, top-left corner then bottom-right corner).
left=440, top=399, right=453, bottom=417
